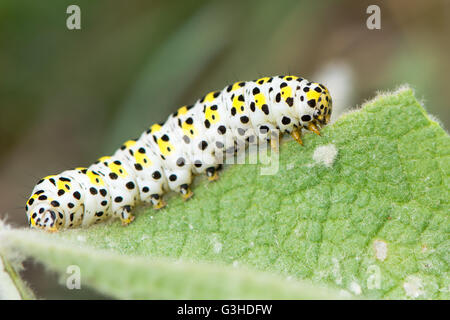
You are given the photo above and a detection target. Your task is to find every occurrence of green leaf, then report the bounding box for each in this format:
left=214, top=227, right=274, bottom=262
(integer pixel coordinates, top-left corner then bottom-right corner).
left=0, top=230, right=342, bottom=299
left=1, top=87, right=448, bottom=299
left=0, top=255, right=28, bottom=300
left=0, top=224, right=35, bottom=300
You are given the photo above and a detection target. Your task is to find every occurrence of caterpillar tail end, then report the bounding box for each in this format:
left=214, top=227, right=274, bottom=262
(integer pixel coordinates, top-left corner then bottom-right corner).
left=45, top=226, right=59, bottom=233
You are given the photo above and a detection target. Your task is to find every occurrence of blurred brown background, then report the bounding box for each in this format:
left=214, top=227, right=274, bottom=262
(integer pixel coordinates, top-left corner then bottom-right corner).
left=1, top=0, right=449, bottom=299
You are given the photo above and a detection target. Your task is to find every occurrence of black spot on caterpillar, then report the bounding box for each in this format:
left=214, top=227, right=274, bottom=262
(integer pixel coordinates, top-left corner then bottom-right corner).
left=26, top=75, right=332, bottom=231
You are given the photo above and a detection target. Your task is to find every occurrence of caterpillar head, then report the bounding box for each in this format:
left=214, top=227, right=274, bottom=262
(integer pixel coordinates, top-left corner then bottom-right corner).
left=312, top=83, right=332, bottom=126
left=300, top=82, right=332, bottom=127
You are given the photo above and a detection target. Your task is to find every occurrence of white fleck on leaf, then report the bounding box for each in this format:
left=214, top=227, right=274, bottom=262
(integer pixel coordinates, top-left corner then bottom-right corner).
left=373, top=240, right=388, bottom=261
left=403, top=276, right=424, bottom=298
left=312, top=144, right=338, bottom=168
left=349, top=281, right=362, bottom=295
left=211, top=236, right=222, bottom=254
left=332, top=258, right=342, bottom=285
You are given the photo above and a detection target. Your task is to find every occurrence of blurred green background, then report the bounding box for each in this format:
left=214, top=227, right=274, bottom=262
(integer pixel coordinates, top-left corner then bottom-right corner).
left=1, top=0, right=449, bottom=299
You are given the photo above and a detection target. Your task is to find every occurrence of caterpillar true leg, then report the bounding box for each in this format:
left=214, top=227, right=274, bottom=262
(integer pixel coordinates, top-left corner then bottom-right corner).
left=307, top=122, right=321, bottom=136
left=291, top=129, right=304, bottom=146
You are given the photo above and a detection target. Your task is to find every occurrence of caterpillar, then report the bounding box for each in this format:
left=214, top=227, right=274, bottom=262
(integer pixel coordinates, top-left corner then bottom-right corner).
left=26, top=75, right=332, bottom=231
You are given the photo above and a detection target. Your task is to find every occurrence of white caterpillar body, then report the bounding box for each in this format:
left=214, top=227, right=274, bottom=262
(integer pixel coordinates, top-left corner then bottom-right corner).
left=26, top=75, right=332, bottom=231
